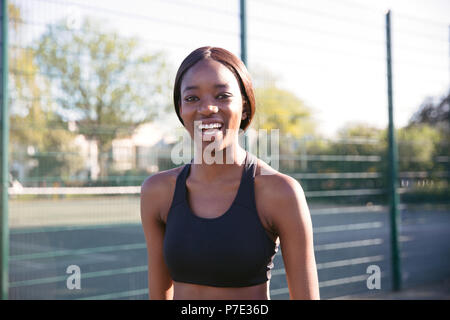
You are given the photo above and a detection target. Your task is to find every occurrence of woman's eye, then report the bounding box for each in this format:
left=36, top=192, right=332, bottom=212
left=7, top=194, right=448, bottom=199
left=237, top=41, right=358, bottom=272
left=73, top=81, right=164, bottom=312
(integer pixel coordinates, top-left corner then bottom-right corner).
left=184, top=96, right=198, bottom=102
left=217, top=93, right=232, bottom=99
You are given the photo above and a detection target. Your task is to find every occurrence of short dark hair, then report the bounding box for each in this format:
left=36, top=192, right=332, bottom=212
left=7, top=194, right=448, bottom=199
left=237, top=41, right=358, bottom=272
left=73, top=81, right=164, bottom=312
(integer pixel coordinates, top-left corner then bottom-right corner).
left=173, top=46, right=255, bottom=131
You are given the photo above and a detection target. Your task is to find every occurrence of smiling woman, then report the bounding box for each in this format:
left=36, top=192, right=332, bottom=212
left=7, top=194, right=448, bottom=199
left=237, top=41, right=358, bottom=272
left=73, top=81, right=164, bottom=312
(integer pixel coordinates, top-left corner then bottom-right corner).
left=179, top=58, right=246, bottom=160
left=140, top=46, right=320, bottom=300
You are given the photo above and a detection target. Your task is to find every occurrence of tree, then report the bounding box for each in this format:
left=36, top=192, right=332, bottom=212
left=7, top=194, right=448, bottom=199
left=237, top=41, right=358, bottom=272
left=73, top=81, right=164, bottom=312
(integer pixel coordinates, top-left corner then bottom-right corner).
left=248, top=66, right=317, bottom=160
left=334, top=123, right=386, bottom=156
left=9, top=2, right=45, bottom=150
left=406, top=94, right=449, bottom=202
left=407, top=92, right=449, bottom=176
left=9, top=3, right=84, bottom=185
left=396, top=124, right=442, bottom=172
left=408, top=93, right=449, bottom=133
left=254, top=86, right=316, bottom=138
left=34, top=17, right=172, bottom=178
left=321, top=123, right=385, bottom=176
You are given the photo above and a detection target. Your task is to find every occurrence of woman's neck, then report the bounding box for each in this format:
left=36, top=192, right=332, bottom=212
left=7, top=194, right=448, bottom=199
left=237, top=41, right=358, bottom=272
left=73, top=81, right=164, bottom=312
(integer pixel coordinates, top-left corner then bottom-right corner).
left=190, top=144, right=247, bottom=183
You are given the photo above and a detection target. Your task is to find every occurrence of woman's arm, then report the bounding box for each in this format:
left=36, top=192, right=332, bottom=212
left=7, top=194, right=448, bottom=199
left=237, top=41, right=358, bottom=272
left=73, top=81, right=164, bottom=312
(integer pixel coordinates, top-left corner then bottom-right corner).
left=258, top=173, right=320, bottom=300
left=140, top=174, right=174, bottom=300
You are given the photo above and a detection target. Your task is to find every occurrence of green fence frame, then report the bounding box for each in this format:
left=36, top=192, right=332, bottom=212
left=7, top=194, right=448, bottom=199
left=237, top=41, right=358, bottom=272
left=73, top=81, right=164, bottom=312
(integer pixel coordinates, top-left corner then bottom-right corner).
left=5, top=1, right=450, bottom=299
left=385, top=10, right=402, bottom=292
left=1, top=0, right=9, bottom=301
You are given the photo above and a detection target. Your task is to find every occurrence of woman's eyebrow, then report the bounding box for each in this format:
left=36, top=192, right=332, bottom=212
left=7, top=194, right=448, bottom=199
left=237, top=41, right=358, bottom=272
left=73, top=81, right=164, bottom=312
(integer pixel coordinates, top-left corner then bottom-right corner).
left=183, top=85, right=198, bottom=93
left=183, top=83, right=230, bottom=93
left=214, top=83, right=230, bottom=89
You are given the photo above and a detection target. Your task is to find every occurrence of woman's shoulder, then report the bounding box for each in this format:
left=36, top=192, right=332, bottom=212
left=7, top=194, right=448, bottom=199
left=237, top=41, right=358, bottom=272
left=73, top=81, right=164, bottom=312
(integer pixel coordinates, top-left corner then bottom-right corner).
left=254, top=157, right=303, bottom=196
left=141, top=165, right=185, bottom=194
left=140, top=165, right=186, bottom=222
left=253, top=157, right=309, bottom=233
left=254, top=157, right=306, bottom=216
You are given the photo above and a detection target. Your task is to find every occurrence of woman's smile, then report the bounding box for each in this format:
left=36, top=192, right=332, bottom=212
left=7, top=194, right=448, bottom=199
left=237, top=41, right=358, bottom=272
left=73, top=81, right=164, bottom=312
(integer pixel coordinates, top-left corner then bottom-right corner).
left=195, top=120, right=224, bottom=141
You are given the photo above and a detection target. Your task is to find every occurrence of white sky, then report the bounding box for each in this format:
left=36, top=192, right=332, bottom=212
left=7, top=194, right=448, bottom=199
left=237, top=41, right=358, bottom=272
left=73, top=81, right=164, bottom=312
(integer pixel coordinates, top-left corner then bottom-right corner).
left=12, top=0, right=450, bottom=138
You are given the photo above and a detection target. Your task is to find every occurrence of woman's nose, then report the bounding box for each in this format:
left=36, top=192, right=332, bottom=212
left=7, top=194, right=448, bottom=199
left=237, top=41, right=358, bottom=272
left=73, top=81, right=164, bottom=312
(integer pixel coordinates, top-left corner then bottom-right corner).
left=199, top=103, right=219, bottom=115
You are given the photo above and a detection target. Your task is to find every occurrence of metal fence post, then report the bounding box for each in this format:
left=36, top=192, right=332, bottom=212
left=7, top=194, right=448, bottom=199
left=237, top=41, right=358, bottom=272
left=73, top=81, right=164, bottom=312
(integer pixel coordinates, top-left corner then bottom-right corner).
left=0, top=0, right=9, bottom=300
left=240, top=0, right=250, bottom=150
left=240, top=0, right=247, bottom=66
left=385, top=10, right=402, bottom=292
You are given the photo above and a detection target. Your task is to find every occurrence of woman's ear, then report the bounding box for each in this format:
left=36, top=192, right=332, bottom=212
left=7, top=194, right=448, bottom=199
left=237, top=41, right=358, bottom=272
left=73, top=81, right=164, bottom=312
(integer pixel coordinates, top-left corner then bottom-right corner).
left=241, top=101, right=248, bottom=120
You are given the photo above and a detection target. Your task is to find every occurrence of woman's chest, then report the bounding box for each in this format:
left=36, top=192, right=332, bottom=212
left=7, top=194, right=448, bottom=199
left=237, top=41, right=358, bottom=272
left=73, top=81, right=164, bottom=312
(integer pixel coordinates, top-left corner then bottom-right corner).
left=186, top=180, right=240, bottom=219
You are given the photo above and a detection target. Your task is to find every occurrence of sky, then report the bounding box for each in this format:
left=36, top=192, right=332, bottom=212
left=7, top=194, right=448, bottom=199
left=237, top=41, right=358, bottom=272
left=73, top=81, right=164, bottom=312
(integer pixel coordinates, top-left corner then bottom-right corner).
left=12, top=0, right=450, bottom=138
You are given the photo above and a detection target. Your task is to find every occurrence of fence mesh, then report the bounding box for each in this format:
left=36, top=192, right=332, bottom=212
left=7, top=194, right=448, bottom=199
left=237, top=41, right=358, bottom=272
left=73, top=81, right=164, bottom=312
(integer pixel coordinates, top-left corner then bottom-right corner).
left=6, top=0, right=450, bottom=299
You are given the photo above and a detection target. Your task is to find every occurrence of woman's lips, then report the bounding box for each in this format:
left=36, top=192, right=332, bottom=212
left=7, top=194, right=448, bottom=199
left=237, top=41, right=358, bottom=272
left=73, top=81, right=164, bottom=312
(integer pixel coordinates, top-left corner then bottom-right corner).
left=194, top=122, right=224, bottom=141
left=202, top=127, right=221, bottom=135
left=197, top=122, right=223, bottom=130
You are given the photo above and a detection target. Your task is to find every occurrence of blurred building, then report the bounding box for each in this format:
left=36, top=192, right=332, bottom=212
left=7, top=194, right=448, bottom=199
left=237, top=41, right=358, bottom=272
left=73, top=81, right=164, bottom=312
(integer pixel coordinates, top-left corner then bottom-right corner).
left=10, top=121, right=179, bottom=186
left=112, top=122, right=179, bottom=174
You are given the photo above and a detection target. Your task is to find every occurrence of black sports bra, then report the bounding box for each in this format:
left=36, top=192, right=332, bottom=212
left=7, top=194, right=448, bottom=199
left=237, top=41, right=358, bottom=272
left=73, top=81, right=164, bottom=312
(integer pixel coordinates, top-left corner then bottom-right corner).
left=163, top=151, right=279, bottom=287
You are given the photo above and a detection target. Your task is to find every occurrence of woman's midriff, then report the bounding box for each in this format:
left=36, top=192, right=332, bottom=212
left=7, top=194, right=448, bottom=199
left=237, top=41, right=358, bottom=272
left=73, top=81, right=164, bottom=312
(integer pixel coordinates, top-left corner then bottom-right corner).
left=173, top=281, right=270, bottom=300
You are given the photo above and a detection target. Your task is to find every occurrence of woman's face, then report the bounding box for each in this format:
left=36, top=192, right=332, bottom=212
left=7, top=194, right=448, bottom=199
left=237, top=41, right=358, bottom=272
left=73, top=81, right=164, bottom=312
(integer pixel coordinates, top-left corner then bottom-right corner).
left=179, top=58, right=246, bottom=151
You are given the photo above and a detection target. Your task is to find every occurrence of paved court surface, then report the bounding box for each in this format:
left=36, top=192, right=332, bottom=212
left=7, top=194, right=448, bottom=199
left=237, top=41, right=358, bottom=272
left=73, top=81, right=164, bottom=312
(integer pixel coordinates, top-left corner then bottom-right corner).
left=339, top=277, right=450, bottom=300
left=8, top=199, right=450, bottom=300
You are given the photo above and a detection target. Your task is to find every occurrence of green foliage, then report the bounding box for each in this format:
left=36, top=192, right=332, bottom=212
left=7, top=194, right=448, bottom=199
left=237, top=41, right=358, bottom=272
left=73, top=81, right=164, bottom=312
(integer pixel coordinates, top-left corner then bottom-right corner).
left=408, top=93, right=449, bottom=133
left=250, top=66, right=316, bottom=141
left=27, top=129, right=84, bottom=182
left=9, top=3, right=83, bottom=184
left=397, top=124, right=443, bottom=172
left=8, top=2, right=22, bottom=32
left=334, top=123, right=386, bottom=156
left=33, top=17, right=172, bottom=177
left=253, top=86, right=316, bottom=139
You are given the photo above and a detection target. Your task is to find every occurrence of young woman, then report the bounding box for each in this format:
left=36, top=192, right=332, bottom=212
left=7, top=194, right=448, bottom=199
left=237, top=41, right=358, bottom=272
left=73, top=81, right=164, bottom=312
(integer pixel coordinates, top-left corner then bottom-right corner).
left=140, top=46, right=320, bottom=300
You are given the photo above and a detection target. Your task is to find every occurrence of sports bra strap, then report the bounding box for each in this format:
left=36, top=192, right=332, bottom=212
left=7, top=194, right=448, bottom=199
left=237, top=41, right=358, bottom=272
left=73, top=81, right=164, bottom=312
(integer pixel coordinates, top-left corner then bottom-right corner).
left=170, top=161, right=190, bottom=209
left=170, top=151, right=258, bottom=210
left=233, top=151, right=258, bottom=210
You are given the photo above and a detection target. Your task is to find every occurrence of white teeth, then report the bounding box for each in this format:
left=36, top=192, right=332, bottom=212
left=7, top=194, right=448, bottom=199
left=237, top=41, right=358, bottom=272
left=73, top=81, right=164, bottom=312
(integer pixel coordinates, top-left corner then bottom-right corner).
left=198, top=123, right=222, bottom=130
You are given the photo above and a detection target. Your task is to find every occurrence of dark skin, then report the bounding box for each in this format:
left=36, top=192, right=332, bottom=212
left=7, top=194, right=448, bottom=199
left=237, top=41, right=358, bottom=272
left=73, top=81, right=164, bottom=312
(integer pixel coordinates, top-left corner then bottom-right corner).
left=140, top=59, right=320, bottom=300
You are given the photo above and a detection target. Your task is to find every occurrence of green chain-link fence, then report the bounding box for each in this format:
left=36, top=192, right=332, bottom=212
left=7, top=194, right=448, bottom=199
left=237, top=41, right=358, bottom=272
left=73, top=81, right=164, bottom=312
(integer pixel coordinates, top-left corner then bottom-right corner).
left=2, top=0, right=449, bottom=299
